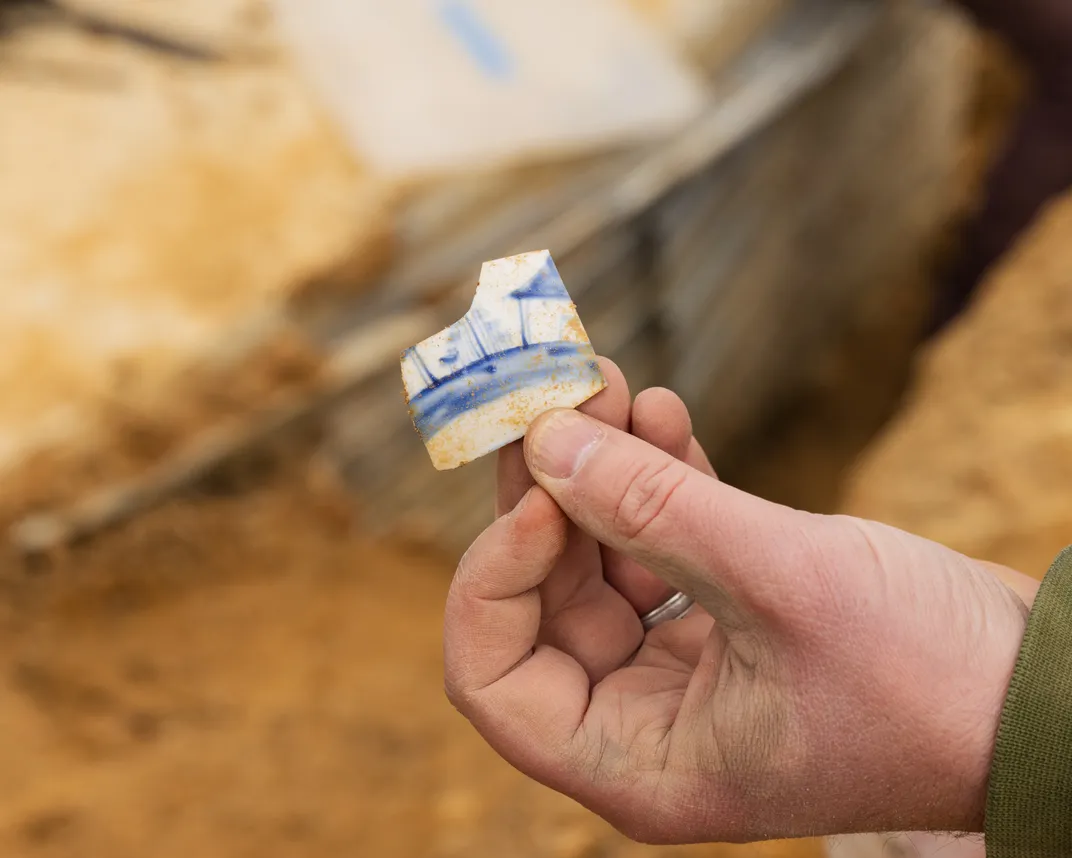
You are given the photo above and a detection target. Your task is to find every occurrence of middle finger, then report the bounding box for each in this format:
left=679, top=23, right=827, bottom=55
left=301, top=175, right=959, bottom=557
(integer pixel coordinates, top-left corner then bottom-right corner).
left=603, top=387, right=719, bottom=615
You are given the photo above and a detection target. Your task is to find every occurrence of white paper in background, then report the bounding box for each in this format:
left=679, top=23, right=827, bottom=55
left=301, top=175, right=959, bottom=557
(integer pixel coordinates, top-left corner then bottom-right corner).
left=270, top=0, right=707, bottom=178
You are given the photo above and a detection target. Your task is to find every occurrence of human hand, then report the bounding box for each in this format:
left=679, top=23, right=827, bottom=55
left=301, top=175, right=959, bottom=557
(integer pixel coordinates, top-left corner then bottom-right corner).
left=443, top=359, right=1037, bottom=844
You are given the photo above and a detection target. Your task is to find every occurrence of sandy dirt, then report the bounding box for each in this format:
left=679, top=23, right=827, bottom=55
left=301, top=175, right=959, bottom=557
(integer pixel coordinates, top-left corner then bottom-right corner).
left=843, top=188, right=1072, bottom=575
left=0, top=463, right=822, bottom=858
left=0, top=15, right=393, bottom=476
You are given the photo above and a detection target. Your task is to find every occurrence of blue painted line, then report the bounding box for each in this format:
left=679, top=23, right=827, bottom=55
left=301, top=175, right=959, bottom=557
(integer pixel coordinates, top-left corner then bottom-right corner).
left=437, top=0, right=514, bottom=80
left=408, top=341, right=601, bottom=439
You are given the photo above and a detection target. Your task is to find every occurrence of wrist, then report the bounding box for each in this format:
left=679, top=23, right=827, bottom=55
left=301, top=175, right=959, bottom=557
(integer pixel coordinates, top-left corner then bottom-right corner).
left=978, top=560, right=1041, bottom=611
left=955, top=561, right=1037, bottom=832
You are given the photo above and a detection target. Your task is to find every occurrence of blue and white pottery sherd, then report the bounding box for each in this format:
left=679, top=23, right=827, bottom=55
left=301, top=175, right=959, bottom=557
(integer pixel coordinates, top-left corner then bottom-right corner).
left=402, top=250, right=606, bottom=470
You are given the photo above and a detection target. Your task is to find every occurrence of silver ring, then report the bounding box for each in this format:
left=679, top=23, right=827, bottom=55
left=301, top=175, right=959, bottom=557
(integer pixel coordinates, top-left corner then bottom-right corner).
left=640, top=592, right=695, bottom=631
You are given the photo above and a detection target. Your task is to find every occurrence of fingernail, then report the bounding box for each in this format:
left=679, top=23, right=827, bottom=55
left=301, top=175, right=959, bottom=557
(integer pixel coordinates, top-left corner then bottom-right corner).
left=528, top=411, right=604, bottom=479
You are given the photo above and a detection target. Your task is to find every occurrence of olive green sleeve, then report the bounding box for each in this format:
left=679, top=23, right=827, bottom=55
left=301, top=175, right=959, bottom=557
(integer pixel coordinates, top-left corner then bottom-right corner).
left=986, top=546, right=1072, bottom=858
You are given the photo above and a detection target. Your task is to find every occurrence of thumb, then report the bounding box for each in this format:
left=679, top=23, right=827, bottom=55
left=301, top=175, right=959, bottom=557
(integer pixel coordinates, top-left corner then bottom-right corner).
left=523, top=409, right=813, bottom=627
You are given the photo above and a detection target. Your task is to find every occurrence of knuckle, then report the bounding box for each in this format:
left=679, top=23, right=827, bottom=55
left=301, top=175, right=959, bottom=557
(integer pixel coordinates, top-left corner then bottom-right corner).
left=442, top=655, right=482, bottom=716
left=442, top=676, right=470, bottom=715
left=612, top=458, right=689, bottom=543
left=442, top=679, right=462, bottom=712
left=450, top=524, right=504, bottom=595
left=441, top=650, right=467, bottom=708
left=453, top=545, right=478, bottom=586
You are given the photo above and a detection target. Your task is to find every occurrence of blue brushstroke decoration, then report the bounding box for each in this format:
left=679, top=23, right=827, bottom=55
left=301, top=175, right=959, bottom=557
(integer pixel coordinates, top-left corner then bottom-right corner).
left=509, top=257, right=571, bottom=348
left=508, top=259, right=572, bottom=302
left=407, top=342, right=601, bottom=439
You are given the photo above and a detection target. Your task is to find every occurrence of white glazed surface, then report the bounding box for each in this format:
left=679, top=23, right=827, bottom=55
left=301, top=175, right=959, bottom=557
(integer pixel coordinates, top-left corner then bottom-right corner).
left=402, top=251, right=606, bottom=471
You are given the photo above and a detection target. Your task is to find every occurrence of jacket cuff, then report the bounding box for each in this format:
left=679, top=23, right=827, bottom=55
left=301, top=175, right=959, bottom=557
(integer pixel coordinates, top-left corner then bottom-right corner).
left=986, top=545, right=1072, bottom=857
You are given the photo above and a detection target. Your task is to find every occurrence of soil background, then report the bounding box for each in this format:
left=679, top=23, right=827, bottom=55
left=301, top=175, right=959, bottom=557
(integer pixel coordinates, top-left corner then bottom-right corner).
left=0, top=26, right=1057, bottom=858
left=0, top=465, right=824, bottom=858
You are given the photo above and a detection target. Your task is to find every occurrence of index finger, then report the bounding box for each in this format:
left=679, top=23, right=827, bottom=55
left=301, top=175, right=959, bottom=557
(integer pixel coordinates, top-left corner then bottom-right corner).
left=444, top=487, right=589, bottom=781
left=495, top=356, right=631, bottom=518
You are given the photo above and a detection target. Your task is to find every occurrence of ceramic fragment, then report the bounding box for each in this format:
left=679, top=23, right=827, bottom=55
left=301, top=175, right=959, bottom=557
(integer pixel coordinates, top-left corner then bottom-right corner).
left=402, top=250, right=606, bottom=471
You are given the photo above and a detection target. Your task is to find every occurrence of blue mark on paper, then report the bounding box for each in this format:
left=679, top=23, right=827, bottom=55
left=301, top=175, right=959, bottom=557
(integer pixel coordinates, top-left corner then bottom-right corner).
left=404, top=256, right=600, bottom=439
left=437, top=1, right=514, bottom=80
